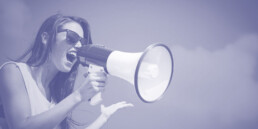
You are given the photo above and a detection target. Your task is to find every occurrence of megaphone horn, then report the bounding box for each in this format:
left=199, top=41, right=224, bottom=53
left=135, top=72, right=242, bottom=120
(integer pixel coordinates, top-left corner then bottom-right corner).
left=77, top=43, right=174, bottom=103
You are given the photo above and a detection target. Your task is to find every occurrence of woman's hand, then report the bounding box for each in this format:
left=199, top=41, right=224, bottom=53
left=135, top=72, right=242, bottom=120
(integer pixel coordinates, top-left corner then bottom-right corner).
left=84, top=101, right=134, bottom=129
left=101, top=101, right=134, bottom=119
left=76, top=71, right=107, bottom=102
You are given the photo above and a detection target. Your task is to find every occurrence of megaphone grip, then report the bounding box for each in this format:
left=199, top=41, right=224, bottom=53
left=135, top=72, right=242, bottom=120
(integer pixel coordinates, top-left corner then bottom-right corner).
left=88, top=64, right=105, bottom=106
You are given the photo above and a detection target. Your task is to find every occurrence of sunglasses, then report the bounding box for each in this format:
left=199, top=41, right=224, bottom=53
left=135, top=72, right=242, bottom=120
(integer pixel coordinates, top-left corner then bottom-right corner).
left=58, top=29, right=89, bottom=46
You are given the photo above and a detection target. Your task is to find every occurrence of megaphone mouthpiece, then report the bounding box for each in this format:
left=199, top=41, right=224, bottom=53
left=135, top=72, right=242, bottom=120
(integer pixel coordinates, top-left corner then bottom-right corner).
left=77, top=45, right=113, bottom=71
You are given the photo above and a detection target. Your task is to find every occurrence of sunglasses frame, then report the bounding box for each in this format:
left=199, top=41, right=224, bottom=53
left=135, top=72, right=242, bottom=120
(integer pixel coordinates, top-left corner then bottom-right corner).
left=58, top=29, right=89, bottom=46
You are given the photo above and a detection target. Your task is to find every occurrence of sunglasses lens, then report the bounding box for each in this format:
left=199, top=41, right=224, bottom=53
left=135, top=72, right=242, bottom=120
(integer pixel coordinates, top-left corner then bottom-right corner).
left=63, top=29, right=88, bottom=46
left=66, top=31, right=80, bottom=44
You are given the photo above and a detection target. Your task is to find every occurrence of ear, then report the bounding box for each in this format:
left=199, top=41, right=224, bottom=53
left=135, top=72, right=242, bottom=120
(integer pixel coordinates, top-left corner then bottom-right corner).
left=41, top=32, right=49, bottom=45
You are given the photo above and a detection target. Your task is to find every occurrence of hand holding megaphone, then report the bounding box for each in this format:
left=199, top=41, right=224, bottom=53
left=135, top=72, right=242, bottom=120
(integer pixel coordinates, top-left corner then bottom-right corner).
left=87, top=64, right=107, bottom=106
left=76, top=64, right=107, bottom=105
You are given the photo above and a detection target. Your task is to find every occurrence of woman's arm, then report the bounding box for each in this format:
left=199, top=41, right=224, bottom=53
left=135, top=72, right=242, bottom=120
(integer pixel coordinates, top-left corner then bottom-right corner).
left=84, top=113, right=108, bottom=129
left=0, top=63, right=83, bottom=129
left=0, top=63, right=107, bottom=129
left=85, top=102, right=134, bottom=129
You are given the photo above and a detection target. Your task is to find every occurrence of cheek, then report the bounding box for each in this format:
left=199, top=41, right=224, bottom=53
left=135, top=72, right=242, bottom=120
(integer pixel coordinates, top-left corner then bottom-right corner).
left=53, top=34, right=70, bottom=57
left=52, top=42, right=68, bottom=59
left=50, top=34, right=74, bottom=71
left=50, top=39, right=70, bottom=65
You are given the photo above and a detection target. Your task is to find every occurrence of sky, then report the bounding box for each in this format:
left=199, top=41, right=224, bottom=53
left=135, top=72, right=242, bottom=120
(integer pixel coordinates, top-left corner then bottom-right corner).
left=0, top=0, right=258, bottom=129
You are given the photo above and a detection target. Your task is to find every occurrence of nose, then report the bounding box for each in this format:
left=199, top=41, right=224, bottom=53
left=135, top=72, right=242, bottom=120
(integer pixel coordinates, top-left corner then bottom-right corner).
left=74, top=41, right=82, bottom=49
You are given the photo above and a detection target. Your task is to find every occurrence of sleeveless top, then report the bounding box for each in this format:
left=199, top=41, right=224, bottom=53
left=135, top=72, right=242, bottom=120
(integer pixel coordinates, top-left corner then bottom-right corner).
left=0, top=62, right=59, bottom=129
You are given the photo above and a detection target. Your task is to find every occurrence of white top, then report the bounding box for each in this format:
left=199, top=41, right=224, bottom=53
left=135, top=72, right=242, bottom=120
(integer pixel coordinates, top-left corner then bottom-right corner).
left=15, top=62, right=55, bottom=115
left=0, top=62, right=59, bottom=129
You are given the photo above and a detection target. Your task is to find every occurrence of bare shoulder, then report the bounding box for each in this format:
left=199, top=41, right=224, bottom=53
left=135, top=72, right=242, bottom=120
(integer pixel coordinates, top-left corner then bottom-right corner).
left=0, top=62, right=25, bottom=92
left=0, top=62, right=20, bottom=73
left=0, top=63, right=31, bottom=128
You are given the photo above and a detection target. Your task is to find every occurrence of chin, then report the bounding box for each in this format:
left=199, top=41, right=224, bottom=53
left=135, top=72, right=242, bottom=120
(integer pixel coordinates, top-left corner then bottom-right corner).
left=56, top=54, right=77, bottom=72
left=62, top=67, right=72, bottom=73
left=63, top=62, right=74, bottom=72
left=56, top=61, right=73, bottom=73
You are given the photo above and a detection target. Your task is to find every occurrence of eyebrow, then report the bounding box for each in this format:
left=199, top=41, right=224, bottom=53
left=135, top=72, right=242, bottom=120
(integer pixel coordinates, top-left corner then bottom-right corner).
left=58, top=28, right=84, bottom=37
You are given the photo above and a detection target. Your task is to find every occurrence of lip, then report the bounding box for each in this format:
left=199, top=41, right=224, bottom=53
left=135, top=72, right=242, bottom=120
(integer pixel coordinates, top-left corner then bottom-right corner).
left=66, top=50, right=77, bottom=64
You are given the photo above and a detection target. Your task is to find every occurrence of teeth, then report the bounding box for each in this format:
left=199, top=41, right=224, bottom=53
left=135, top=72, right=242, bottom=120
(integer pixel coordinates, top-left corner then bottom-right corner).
left=68, top=51, right=76, bottom=56
left=70, top=52, right=76, bottom=57
left=66, top=51, right=77, bottom=63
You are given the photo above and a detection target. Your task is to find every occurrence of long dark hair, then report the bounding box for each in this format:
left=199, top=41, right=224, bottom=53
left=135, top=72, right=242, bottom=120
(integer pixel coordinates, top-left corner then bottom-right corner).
left=19, top=14, right=92, bottom=129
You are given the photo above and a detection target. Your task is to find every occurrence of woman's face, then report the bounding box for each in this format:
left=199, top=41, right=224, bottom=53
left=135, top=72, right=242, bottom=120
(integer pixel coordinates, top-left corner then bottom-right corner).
left=50, top=21, right=84, bottom=72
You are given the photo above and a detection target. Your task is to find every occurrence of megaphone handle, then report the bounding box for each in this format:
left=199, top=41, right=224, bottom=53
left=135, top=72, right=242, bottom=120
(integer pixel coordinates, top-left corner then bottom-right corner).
left=88, top=64, right=104, bottom=106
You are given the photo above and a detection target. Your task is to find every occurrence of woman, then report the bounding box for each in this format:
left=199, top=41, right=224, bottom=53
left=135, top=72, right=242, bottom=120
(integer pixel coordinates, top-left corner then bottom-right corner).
left=0, top=14, right=133, bottom=129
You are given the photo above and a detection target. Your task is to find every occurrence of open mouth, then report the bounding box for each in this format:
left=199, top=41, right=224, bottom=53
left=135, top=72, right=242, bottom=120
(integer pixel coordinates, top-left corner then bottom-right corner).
left=66, top=51, right=77, bottom=63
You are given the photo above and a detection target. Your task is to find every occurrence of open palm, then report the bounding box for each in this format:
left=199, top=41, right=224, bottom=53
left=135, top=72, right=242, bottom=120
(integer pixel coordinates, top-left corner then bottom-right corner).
left=101, top=101, right=134, bottom=119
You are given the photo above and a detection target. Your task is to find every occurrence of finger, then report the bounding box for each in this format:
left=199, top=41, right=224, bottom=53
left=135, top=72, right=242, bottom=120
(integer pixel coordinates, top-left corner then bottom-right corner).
left=79, top=75, right=106, bottom=90
left=89, top=72, right=107, bottom=77
left=92, top=85, right=105, bottom=92
left=83, top=73, right=89, bottom=78
left=123, top=103, right=134, bottom=107
left=90, top=81, right=106, bottom=87
left=92, top=86, right=100, bottom=91
left=98, top=87, right=105, bottom=92
left=91, top=86, right=105, bottom=92
left=109, top=101, right=126, bottom=109
left=89, top=82, right=106, bottom=92
left=87, top=86, right=98, bottom=93
left=116, top=103, right=134, bottom=109
left=101, top=104, right=105, bottom=109
left=88, top=75, right=107, bottom=82
left=87, top=84, right=100, bottom=92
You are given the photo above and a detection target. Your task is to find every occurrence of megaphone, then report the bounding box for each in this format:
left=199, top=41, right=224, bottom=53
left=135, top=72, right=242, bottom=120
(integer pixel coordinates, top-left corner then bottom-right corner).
left=77, top=43, right=174, bottom=103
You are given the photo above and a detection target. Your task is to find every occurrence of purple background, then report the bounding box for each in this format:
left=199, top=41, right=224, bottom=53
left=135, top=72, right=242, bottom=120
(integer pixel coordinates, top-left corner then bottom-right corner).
left=1, top=0, right=258, bottom=129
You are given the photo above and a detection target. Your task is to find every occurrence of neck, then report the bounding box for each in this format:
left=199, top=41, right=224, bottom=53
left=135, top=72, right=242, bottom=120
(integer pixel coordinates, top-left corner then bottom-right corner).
left=31, top=60, right=59, bottom=89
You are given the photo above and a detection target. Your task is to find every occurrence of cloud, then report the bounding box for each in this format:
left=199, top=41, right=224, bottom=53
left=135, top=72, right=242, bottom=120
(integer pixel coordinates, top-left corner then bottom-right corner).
left=169, top=34, right=258, bottom=129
